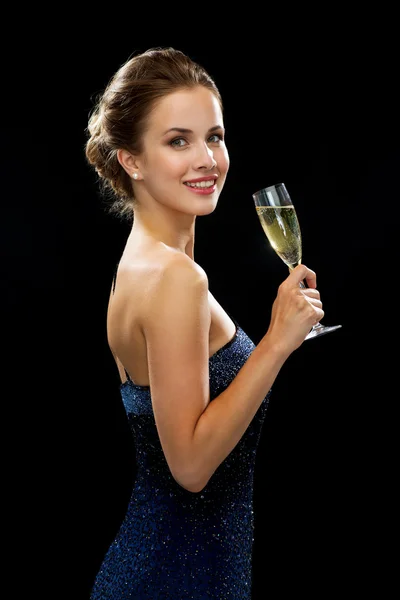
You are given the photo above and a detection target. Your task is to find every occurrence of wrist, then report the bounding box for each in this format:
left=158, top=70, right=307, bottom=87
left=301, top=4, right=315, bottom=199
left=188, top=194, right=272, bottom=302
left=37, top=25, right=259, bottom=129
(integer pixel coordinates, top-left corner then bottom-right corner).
left=259, top=330, right=292, bottom=365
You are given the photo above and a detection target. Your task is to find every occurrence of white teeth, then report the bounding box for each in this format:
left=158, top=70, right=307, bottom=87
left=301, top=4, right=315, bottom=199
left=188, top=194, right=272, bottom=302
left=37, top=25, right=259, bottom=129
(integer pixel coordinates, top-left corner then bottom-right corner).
left=186, top=180, right=215, bottom=188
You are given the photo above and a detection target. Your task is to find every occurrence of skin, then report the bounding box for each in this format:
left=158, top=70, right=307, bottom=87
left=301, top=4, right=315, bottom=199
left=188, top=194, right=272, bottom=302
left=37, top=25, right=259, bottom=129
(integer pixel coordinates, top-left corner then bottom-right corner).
left=109, top=86, right=324, bottom=493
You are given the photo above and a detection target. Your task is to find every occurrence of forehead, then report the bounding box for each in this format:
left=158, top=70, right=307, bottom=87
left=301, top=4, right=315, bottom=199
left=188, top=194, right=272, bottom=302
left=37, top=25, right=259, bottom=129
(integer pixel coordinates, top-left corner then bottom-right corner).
left=149, top=86, right=223, bottom=130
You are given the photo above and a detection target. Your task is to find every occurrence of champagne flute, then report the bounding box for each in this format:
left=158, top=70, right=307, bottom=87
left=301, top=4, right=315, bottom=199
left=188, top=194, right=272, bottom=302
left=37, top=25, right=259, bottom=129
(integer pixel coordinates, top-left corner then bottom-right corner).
left=253, top=182, right=342, bottom=340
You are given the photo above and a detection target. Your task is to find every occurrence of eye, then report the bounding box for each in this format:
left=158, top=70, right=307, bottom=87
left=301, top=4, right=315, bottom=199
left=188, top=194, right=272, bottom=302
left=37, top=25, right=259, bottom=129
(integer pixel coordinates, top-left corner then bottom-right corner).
left=208, top=133, right=224, bottom=144
left=169, top=137, right=187, bottom=148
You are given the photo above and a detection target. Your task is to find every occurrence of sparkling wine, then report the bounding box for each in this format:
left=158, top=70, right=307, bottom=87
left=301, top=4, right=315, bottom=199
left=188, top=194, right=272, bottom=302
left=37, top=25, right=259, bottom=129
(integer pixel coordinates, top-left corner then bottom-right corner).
left=253, top=182, right=342, bottom=339
left=256, top=205, right=302, bottom=270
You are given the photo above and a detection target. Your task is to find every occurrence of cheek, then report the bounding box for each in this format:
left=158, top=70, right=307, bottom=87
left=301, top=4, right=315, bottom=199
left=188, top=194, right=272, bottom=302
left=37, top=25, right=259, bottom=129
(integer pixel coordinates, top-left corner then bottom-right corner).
left=162, top=152, right=190, bottom=176
left=219, top=149, right=230, bottom=174
left=146, top=150, right=185, bottom=178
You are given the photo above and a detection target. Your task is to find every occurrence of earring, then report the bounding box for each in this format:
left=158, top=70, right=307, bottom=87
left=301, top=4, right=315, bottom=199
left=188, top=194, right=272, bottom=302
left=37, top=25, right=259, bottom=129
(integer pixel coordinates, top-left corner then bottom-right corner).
left=132, top=173, right=138, bottom=179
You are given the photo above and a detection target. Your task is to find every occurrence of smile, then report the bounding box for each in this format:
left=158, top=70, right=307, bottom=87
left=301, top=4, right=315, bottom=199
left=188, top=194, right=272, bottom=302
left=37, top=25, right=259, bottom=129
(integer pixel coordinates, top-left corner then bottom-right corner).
left=184, top=180, right=216, bottom=188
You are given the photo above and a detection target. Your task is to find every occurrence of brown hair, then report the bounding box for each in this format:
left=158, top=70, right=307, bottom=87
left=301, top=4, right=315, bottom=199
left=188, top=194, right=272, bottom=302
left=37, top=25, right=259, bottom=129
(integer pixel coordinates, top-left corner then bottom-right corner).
left=85, top=47, right=222, bottom=221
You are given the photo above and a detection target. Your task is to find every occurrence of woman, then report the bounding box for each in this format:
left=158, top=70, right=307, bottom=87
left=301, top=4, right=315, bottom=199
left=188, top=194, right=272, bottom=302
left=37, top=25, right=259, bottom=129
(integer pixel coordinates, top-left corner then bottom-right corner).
left=85, top=46, right=324, bottom=599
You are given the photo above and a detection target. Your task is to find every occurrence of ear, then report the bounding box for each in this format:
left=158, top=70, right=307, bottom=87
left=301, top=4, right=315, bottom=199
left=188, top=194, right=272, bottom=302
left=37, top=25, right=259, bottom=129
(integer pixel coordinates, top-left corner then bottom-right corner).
left=117, top=149, right=140, bottom=179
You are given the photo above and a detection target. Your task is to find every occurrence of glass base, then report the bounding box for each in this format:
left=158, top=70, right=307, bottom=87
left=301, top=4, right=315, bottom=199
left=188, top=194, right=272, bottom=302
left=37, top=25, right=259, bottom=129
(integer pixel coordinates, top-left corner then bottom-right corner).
left=305, top=323, right=342, bottom=341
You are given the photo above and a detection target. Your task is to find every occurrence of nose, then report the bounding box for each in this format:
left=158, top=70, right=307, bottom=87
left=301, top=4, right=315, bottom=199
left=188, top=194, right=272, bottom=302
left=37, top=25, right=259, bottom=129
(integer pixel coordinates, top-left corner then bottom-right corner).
left=195, top=142, right=217, bottom=170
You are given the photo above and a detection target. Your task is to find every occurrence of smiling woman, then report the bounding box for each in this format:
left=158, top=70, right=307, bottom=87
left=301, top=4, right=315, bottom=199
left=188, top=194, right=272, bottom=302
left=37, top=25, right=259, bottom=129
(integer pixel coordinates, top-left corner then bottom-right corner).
left=85, top=46, right=326, bottom=599
left=116, top=85, right=229, bottom=222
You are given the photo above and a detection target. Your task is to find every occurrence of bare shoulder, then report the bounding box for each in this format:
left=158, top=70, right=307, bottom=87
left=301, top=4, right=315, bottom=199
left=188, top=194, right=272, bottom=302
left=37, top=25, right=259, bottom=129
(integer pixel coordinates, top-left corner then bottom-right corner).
left=142, top=250, right=209, bottom=330
left=151, top=251, right=207, bottom=295
left=108, top=247, right=209, bottom=345
left=107, top=246, right=209, bottom=386
left=117, top=246, right=206, bottom=289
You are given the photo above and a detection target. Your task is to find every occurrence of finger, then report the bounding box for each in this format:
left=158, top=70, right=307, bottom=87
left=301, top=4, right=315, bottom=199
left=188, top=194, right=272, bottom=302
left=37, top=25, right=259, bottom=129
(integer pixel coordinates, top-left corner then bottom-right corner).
left=290, top=264, right=317, bottom=289
left=301, top=287, right=320, bottom=299
left=314, top=307, right=325, bottom=323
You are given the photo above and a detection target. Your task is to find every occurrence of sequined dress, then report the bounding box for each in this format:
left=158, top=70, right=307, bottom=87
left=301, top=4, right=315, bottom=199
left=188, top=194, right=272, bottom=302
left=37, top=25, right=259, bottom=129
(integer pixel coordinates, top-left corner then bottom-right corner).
left=90, top=319, right=270, bottom=599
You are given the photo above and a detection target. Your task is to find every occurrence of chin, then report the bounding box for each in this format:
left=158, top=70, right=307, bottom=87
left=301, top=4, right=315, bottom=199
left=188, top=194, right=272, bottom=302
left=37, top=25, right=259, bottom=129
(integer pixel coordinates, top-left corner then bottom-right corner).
left=195, top=198, right=219, bottom=216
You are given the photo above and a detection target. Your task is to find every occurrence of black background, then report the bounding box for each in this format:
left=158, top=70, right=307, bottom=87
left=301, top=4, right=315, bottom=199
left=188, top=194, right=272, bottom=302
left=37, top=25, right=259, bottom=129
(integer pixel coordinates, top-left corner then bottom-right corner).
left=2, top=13, right=398, bottom=598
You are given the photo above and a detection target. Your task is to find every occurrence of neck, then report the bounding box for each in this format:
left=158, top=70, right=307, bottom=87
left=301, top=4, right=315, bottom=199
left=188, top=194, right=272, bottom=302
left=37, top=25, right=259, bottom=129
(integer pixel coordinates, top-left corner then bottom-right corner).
left=129, top=210, right=196, bottom=259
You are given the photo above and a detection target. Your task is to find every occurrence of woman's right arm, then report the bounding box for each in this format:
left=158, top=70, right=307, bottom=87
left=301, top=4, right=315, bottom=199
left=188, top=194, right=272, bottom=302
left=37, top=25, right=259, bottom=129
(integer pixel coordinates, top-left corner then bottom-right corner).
left=142, top=253, right=323, bottom=493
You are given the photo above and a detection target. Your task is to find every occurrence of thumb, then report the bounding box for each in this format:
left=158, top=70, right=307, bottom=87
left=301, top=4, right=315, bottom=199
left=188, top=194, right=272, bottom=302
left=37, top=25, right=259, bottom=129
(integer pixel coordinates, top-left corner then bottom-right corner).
left=289, top=264, right=317, bottom=289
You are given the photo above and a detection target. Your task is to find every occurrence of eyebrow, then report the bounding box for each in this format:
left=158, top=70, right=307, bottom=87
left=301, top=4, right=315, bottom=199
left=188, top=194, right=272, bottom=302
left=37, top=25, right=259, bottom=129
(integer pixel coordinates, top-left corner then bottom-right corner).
left=162, top=125, right=224, bottom=136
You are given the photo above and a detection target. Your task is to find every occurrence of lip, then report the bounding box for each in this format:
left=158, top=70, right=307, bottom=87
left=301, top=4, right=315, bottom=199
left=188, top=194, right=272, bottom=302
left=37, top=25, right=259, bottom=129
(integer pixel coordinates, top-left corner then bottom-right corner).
left=184, top=175, right=217, bottom=184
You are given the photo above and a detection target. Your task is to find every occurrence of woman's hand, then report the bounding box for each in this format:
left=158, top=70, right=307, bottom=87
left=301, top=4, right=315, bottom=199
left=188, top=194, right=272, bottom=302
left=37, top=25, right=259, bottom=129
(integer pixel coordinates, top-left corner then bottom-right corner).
left=267, top=264, right=324, bottom=353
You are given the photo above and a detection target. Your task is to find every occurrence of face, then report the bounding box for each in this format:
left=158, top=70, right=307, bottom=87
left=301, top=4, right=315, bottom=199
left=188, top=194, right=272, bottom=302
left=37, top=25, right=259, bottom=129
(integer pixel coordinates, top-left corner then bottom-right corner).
left=136, top=86, right=230, bottom=216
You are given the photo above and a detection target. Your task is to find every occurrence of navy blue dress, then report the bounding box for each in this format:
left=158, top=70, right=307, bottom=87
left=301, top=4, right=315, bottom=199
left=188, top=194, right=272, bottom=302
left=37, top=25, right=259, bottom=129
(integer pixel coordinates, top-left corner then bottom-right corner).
left=90, top=316, right=270, bottom=599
